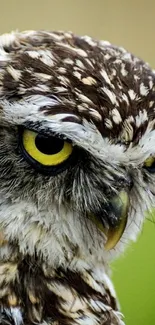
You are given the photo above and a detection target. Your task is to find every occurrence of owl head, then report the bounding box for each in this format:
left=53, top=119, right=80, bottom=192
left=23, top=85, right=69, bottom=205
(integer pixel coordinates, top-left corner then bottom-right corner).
left=0, top=30, right=154, bottom=270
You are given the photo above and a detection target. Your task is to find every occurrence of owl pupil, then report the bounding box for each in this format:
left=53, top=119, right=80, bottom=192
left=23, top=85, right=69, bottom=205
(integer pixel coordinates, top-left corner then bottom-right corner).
left=35, top=134, right=64, bottom=155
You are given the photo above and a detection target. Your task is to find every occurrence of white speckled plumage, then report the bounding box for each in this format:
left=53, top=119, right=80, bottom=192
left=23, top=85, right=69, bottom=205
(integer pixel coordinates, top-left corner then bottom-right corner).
left=0, top=30, right=154, bottom=325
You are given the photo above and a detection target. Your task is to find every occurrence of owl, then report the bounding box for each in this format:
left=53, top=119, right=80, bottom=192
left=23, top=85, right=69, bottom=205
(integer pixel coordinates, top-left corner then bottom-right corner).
left=0, top=30, right=154, bottom=325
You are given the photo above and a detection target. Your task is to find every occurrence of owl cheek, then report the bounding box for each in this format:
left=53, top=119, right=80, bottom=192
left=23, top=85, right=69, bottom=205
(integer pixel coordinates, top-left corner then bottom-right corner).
left=89, top=191, right=129, bottom=251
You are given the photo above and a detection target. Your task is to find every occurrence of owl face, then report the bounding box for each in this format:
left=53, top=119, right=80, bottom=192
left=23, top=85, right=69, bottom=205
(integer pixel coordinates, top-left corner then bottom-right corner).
left=0, top=31, right=154, bottom=268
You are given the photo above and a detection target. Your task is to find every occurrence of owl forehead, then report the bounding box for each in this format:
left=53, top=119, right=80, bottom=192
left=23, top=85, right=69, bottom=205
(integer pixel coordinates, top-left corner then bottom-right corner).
left=0, top=30, right=155, bottom=144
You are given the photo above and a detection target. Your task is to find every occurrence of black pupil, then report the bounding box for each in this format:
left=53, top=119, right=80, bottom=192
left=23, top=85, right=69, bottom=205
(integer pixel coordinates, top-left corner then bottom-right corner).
left=35, top=134, right=64, bottom=155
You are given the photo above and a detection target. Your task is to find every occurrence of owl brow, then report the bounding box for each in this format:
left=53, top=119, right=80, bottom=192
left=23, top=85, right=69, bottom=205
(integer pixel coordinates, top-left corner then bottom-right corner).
left=18, top=122, right=72, bottom=141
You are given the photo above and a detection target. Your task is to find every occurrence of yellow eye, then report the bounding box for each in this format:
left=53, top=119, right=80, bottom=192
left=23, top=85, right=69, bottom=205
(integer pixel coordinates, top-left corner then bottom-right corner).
left=20, top=129, right=74, bottom=174
left=144, top=156, right=155, bottom=173
left=144, top=156, right=155, bottom=168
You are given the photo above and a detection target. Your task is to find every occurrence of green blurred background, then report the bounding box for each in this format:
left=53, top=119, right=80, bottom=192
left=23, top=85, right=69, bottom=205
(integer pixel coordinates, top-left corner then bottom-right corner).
left=0, top=0, right=155, bottom=323
left=112, top=220, right=155, bottom=325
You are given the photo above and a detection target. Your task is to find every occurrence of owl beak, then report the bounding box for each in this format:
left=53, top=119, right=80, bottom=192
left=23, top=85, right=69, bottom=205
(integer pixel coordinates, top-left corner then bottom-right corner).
left=104, top=191, right=129, bottom=250
left=90, top=190, right=129, bottom=250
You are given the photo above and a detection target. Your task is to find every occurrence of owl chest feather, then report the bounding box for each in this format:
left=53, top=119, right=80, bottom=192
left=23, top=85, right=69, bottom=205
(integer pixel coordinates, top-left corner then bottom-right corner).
left=0, top=253, right=124, bottom=325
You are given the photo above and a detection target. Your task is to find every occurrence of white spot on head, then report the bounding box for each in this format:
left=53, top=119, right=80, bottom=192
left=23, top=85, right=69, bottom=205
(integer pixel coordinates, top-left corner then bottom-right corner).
left=149, top=80, right=153, bottom=89
left=63, top=58, right=74, bottom=65
left=100, top=70, right=111, bottom=85
left=128, top=89, right=136, bottom=100
left=75, top=59, right=85, bottom=69
left=104, top=53, right=111, bottom=60
left=134, top=75, right=140, bottom=81
left=81, top=76, right=97, bottom=85
left=121, top=63, right=128, bottom=76
left=120, top=119, right=134, bottom=142
left=64, top=32, right=73, bottom=38
left=75, top=48, right=88, bottom=57
left=34, top=72, right=52, bottom=81
left=89, top=108, right=102, bottom=121
left=0, top=32, right=16, bottom=49
left=102, top=87, right=118, bottom=105
left=77, top=93, right=93, bottom=105
left=7, top=66, right=21, bottom=81
left=149, top=101, right=154, bottom=108
left=111, top=69, right=116, bottom=76
left=57, top=75, right=70, bottom=86
left=135, top=109, right=148, bottom=127
left=27, top=50, right=40, bottom=59
left=123, top=53, right=132, bottom=61
left=54, top=86, right=68, bottom=93
left=39, top=50, right=54, bottom=67
left=140, top=83, right=149, bottom=96
left=82, top=103, right=89, bottom=109
left=27, top=49, right=54, bottom=67
left=33, top=84, right=50, bottom=92
left=85, top=58, right=94, bottom=68
left=114, top=59, right=122, bottom=65
left=73, top=71, right=81, bottom=80
left=58, top=67, right=67, bottom=74
left=77, top=104, right=87, bottom=113
left=111, top=108, right=122, bottom=124
left=58, top=42, right=87, bottom=57
left=127, top=115, right=134, bottom=123
left=81, top=36, right=97, bottom=47
left=99, top=40, right=111, bottom=47
left=49, top=33, right=64, bottom=41
left=104, top=118, right=113, bottom=129
left=122, top=93, right=129, bottom=104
